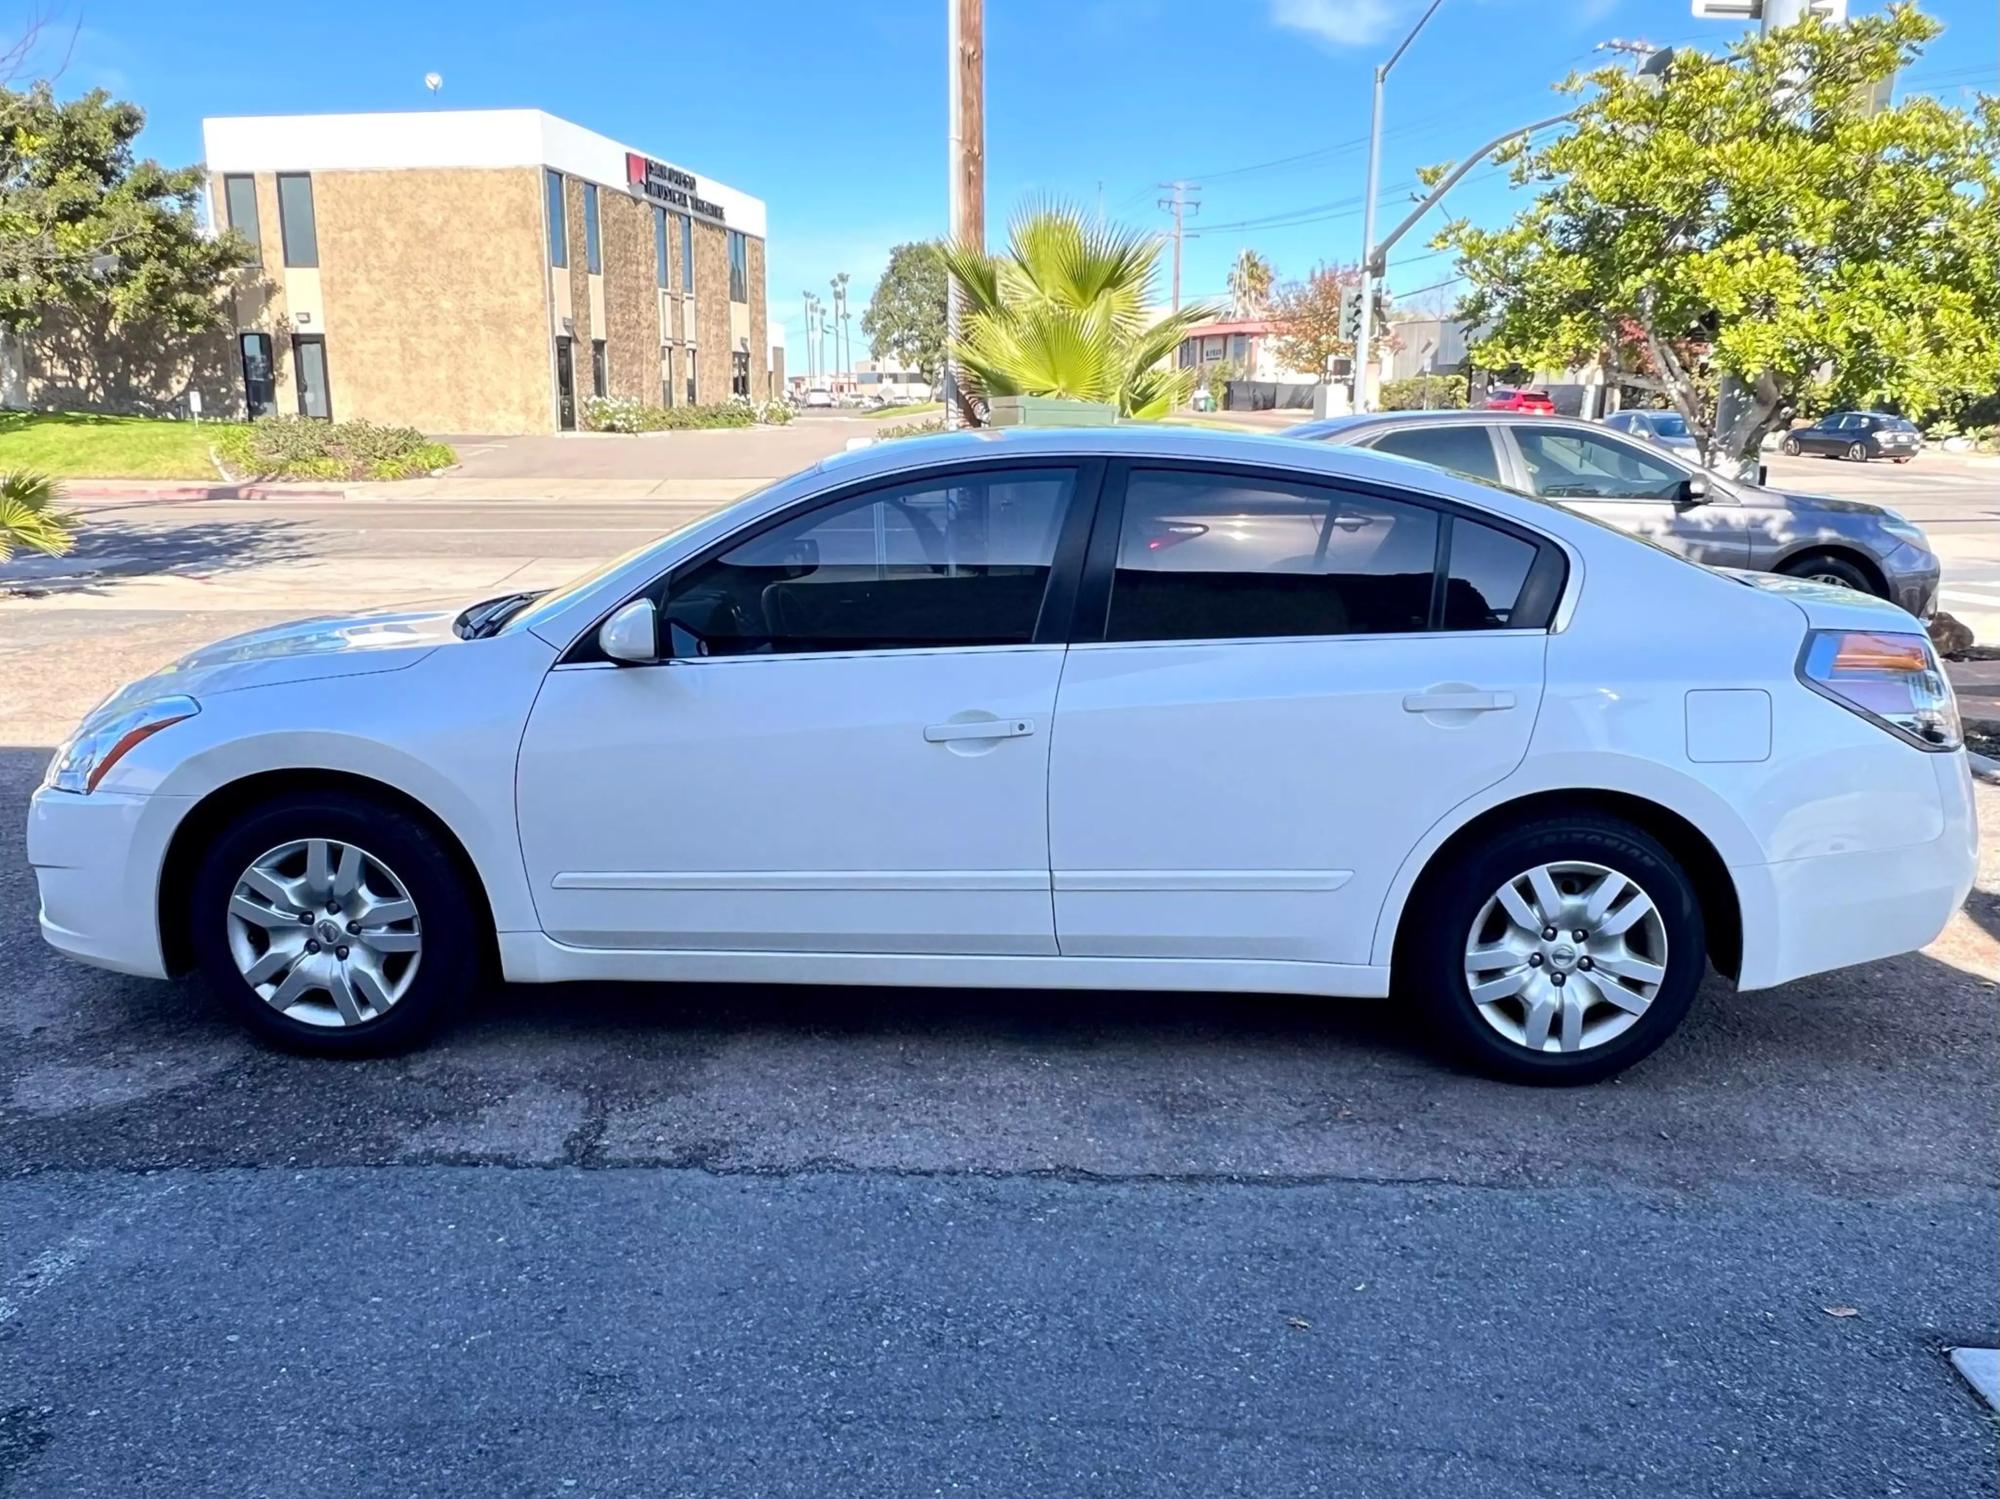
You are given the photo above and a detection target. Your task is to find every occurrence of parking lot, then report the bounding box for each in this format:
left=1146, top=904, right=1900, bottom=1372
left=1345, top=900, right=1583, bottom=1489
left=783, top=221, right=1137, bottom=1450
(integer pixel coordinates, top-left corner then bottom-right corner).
left=2, top=434, right=1997, bottom=1494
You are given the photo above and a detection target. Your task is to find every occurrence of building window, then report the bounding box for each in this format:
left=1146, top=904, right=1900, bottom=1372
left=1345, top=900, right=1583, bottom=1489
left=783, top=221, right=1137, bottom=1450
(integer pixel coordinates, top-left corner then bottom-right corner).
left=223, top=175, right=260, bottom=252
left=727, top=230, right=747, bottom=303
left=545, top=169, right=567, bottom=268
left=1228, top=333, right=1248, bottom=362
left=686, top=356, right=697, bottom=406
left=661, top=346, right=675, bottom=408
left=276, top=173, right=318, bottom=268
left=583, top=183, right=601, bottom=274
left=291, top=333, right=331, bottom=420
left=732, top=349, right=750, bottom=399
left=678, top=213, right=694, bottom=291
left=591, top=339, right=608, bottom=398
left=653, top=205, right=669, bottom=288
left=238, top=331, right=276, bottom=416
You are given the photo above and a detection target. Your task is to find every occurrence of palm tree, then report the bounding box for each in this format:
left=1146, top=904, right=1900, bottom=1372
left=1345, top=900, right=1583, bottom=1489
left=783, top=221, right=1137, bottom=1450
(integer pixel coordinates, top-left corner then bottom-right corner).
left=0, top=472, right=76, bottom=564
left=941, top=203, right=1220, bottom=421
left=1227, top=249, right=1275, bottom=320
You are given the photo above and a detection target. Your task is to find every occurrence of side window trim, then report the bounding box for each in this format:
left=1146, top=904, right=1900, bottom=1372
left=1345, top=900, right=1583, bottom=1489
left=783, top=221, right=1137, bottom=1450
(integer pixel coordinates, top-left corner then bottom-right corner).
left=1072, top=458, right=1568, bottom=645
left=559, top=458, right=1106, bottom=666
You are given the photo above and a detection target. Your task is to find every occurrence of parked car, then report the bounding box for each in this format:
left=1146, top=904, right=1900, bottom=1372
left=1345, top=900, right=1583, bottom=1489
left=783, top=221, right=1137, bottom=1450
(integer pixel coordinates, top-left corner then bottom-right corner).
left=1484, top=386, right=1556, bottom=414
left=1602, top=407, right=1701, bottom=458
left=802, top=386, right=835, bottom=409
left=29, top=429, right=1974, bottom=1085
left=1288, top=411, right=1939, bottom=615
left=1781, top=411, right=1922, bottom=463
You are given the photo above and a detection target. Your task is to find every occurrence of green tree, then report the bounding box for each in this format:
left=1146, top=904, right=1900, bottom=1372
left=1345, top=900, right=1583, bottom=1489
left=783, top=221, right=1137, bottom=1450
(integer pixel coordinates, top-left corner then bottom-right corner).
left=1269, top=262, right=1367, bottom=378
left=942, top=203, right=1218, bottom=420
left=860, top=240, right=948, bottom=383
left=1438, top=7, right=2000, bottom=471
left=0, top=471, right=76, bottom=562
left=0, top=82, right=252, bottom=334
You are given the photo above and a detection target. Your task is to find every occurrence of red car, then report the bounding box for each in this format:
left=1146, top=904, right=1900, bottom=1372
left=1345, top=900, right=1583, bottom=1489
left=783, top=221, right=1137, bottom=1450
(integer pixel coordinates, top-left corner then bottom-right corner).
left=1484, top=386, right=1556, bottom=414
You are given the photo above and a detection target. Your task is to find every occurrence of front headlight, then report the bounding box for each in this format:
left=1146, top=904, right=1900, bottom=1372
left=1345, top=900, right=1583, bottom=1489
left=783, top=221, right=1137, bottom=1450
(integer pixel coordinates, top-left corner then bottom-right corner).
left=44, top=695, right=201, bottom=794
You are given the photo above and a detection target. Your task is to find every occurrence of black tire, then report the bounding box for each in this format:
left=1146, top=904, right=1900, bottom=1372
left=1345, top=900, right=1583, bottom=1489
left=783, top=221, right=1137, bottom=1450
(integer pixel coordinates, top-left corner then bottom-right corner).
left=189, top=790, right=483, bottom=1056
left=1400, top=813, right=1705, bottom=1085
left=1777, top=552, right=1876, bottom=595
left=1846, top=441, right=1869, bottom=462
left=1780, top=435, right=1800, bottom=456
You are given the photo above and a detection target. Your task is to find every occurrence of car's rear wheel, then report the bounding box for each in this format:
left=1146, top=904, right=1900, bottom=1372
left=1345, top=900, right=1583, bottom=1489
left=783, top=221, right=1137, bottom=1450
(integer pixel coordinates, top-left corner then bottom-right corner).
left=1847, top=441, right=1869, bottom=461
left=1781, top=435, right=1801, bottom=456
left=1777, top=552, right=1876, bottom=595
left=1403, top=814, right=1705, bottom=1085
left=189, top=790, right=481, bottom=1055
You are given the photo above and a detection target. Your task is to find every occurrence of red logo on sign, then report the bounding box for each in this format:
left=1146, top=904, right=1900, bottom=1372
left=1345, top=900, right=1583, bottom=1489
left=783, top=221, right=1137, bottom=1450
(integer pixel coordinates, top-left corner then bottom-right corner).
left=625, top=152, right=647, bottom=186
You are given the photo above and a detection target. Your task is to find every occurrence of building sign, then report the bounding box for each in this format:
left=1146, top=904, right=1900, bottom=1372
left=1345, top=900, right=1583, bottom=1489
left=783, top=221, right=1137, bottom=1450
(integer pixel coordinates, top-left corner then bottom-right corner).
left=625, top=153, right=725, bottom=224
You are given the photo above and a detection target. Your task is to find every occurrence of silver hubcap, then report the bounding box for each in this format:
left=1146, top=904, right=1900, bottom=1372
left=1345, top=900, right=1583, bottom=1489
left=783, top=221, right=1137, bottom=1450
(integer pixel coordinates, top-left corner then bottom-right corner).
left=1463, top=861, right=1669, bottom=1054
left=225, top=838, right=422, bottom=1028
left=1805, top=571, right=1850, bottom=588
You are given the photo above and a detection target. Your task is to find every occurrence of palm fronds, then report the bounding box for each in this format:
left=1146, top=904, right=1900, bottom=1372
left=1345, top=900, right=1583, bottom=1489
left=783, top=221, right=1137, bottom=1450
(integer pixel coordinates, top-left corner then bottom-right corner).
left=0, top=471, right=77, bottom=563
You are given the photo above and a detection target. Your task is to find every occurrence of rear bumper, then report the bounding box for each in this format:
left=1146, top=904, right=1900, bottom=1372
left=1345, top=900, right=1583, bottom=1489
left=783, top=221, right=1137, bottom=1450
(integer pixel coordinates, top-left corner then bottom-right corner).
left=1734, top=751, right=1978, bottom=990
left=26, top=785, right=189, bottom=980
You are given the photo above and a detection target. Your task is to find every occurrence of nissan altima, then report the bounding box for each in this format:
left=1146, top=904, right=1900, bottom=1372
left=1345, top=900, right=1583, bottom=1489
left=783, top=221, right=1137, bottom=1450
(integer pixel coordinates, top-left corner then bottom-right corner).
left=27, top=428, right=1977, bottom=1084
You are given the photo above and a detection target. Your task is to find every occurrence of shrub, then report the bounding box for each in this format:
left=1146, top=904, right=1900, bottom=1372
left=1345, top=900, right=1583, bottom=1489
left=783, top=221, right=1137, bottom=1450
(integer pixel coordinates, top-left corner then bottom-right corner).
left=217, top=417, right=455, bottom=481
left=877, top=417, right=947, bottom=441
left=579, top=396, right=789, bottom=433
left=1377, top=376, right=1470, bottom=410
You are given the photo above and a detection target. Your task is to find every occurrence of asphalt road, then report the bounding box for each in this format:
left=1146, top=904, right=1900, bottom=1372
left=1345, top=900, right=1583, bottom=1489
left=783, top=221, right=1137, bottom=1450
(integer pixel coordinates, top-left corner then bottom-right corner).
left=1, top=448, right=1997, bottom=1495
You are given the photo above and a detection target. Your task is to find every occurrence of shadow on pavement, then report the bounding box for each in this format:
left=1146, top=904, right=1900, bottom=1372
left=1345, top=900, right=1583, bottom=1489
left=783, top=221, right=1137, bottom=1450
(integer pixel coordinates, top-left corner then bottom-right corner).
left=0, top=514, right=307, bottom=597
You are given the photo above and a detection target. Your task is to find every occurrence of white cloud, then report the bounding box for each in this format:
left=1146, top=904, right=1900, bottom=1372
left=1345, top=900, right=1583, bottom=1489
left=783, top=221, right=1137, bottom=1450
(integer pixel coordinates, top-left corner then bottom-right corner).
left=1269, top=0, right=1403, bottom=48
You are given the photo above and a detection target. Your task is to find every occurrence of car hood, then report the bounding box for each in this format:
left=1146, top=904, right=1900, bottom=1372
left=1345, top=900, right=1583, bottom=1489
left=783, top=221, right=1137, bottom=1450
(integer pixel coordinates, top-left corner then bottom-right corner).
left=1746, top=487, right=1891, bottom=520
left=1722, top=569, right=1922, bottom=631
left=99, top=609, right=460, bottom=713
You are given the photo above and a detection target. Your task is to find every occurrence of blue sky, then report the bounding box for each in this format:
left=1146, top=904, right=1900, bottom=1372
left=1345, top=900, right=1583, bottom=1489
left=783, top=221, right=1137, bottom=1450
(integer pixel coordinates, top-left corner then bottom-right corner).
left=36, top=0, right=2000, bottom=358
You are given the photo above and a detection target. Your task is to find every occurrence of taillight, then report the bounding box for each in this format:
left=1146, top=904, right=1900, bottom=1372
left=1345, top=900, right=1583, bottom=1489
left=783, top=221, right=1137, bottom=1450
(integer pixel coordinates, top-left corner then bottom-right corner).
left=1798, top=629, right=1962, bottom=751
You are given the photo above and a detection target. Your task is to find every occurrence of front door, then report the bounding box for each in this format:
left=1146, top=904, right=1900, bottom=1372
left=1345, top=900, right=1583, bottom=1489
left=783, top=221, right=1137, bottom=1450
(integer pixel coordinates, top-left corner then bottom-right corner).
left=555, top=337, right=577, bottom=430
left=515, top=462, right=1093, bottom=955
left=1047, top=463, right=1552, bottom=966
left=1504, top=424, right=1748, bottom=569
left=291, top=334, right=330, bottom=420
left=239, top=332, right=277, bottom=417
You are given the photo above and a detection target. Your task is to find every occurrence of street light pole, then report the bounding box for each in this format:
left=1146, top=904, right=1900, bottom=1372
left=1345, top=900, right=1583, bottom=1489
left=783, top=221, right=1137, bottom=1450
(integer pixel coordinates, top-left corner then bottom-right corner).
left=1353, top=0, right=1445, bottom=413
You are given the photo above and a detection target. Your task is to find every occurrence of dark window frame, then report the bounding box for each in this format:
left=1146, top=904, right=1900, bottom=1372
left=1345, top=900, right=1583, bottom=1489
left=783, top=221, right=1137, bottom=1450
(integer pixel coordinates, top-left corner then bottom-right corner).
left=1068, top=459, right=1567, bottom=647
left=653, top=204, right=669, bottom=288
left=545, top=169, right=568, bottom=268
left=559, top=457, right=1107, bottom=667
left=290, top=332, right=332, bottom=420
left=222, top=174, right=261, bottom=252
left=238, top=331, right=276, bottom=417
left=275, top=172, right=318, bottom=268
left=727, top=229, right=747, bottom=303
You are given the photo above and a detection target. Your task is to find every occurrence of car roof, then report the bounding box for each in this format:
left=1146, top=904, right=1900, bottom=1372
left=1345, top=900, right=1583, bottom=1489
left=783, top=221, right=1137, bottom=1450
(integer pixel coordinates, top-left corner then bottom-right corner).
left=1289, top=409, right=1622, bottom=443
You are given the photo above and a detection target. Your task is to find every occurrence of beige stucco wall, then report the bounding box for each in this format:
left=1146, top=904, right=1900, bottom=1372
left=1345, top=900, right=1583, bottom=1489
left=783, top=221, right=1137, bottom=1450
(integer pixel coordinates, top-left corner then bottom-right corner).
left=600, top=188, right=661, bottom=404
left=693, top=220, right=730, bottom=401
left=746, top=236, right=769, bottom=400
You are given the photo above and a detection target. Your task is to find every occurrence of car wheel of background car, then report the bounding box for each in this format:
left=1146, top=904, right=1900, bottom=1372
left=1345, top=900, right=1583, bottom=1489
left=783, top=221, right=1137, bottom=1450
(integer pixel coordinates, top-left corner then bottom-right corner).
left=1401, top=812, right=1705, bottom=1085
left=1777, top=553, right=1876, bottom=595
left=1847, top=441, right=1869, bottom=461
left=1781, top=436, right=1801, bottom=456
left=190, top=789, right=483, bottom=1056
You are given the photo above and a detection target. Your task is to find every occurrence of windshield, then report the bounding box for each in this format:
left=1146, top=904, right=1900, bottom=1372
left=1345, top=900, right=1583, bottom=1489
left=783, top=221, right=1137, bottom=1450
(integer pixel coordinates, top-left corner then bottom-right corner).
left=1650, top=414, right=1689, bottom=437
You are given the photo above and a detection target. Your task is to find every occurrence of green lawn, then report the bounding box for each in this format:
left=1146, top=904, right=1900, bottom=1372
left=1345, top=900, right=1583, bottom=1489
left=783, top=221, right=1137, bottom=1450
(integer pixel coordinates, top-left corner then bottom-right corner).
left=867, top=401, right=944, bottom=421
left=0, top=411, right=242, bottom=479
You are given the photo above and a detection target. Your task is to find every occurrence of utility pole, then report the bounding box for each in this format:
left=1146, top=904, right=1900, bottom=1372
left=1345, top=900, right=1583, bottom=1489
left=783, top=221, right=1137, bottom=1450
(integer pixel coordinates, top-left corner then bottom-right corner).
left=833, top=271, right=852, bottom=384
left=1156, top=181, right=1200, bottom=311
left=945, top=0, right=984, bottom=428
left=802, top=291, right=820, bottom=382
left=1353, top=0, right=1446, bottom=413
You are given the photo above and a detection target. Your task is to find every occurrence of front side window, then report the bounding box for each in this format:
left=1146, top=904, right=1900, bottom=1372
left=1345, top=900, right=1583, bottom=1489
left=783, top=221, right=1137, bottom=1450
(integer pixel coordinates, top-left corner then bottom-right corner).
left=583, top=183, right=602, bottom=274
left=727, top=229, right=747, bottom=302
left=1105, top=470, right=1440, bottom=642
left=1367, top=424, right=1504, bottom=485
left=276, top=173, right=317, bottom=268
left=1511, top=427, right=1683, bottom=501
left=223, top=174, right=261, bottom=252
left=545, top=169, right=567, bottom=268
left=662, top=467, right=1078, bottom=657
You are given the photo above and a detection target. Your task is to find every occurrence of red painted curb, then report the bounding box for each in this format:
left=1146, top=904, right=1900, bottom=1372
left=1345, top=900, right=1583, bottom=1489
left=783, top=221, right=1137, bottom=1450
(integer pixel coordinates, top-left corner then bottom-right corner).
left=62, top=484, right=349, bottom=503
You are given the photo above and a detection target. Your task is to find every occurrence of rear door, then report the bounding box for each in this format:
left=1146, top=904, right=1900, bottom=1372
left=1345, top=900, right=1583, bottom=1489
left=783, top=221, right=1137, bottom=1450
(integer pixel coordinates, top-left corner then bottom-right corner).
left=1503, top=424, right=1748, bottom=569
left=1046, top=461, right=1561, bottom=966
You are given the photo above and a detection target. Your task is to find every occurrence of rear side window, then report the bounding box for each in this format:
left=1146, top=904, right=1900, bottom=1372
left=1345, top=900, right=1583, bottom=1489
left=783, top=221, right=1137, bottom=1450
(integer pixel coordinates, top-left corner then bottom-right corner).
left=1367, top=424, right=1503, bottom=484
left=1445, top=518, right=1539, bottom=630
left=664, top=467, right=1076, bottom=656
left=1104, top=470, right=1439, bottom=641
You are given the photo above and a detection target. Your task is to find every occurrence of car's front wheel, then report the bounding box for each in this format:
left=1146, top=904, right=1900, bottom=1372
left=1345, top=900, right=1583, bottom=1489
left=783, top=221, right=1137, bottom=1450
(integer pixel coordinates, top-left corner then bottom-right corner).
left=1847, top=441, right=1869, bottom=461
left=1781, top=435, right=1801, bottom=456
left=1404, top=813, right=1706, bottom=1084
left=189, top=790, right=482, bottom=1055
left=1777, top=553, right=1876, bottom=595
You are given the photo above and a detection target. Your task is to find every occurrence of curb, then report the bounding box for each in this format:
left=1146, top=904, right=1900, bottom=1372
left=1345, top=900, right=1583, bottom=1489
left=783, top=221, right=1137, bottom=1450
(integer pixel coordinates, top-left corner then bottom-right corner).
left=62, top=481, right=353, bottom=503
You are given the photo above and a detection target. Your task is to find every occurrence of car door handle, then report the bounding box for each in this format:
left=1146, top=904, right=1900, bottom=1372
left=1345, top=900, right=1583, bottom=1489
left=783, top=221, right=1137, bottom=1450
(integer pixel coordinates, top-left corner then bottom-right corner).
left=1402, top=690, right=1516, bottom=714
left=923, top=718, right=1036, bottom=743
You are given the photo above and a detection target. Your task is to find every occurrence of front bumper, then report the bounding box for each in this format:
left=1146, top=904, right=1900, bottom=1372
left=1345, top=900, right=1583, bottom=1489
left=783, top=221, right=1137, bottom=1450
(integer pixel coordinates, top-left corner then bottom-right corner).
left=27, top=784, right=190, bottom=979
left=1733, top=750, right=1978, bottom=990
left=1882, top=543, right=1941, bottom=618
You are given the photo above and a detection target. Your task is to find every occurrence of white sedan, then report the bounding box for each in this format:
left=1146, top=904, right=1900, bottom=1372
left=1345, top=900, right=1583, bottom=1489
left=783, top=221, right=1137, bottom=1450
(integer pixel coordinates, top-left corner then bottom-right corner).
left=27, top=429, right=1977, bottom=1083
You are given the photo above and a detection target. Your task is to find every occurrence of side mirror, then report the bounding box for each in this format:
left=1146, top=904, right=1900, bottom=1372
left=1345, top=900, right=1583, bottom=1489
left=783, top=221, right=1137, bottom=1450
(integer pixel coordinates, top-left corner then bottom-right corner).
left=598, top=598, right=659, bottom=664
left=1677, top=474, right=1709, bottom=506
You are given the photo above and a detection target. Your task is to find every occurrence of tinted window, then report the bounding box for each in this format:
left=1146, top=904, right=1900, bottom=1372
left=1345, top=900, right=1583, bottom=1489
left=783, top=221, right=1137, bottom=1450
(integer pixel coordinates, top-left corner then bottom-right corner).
left=276, top=173, right=317, bottom=268
left=1513, top=428, right=1682, bottom=501
left=223, top=175, right=260, bottom=251
left=1883, top=417, right=1916, bottom=431
left=664, top=467, right=1077, bottom=656
left=653, top=205, right=669, bottom=287
left=1445, top=518, right=1538, bottom=630
left=545, top=170, right=567, bottom=268
left=1105, top=470, right=1438, bottom=642
left=727, top=230, right=748, bottom=302
left=1368, top=424, right=1503, bottom=484
left=679, top=213, right=694, bottom=289
left=583, top=183, right=601, bottom=274
left=1650, top=413, right=1689, bottom=438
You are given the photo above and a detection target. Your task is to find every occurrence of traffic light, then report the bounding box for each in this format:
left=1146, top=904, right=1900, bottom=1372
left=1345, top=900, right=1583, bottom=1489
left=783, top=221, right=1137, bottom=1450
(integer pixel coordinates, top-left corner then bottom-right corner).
left=1340, top=284, right=1364, bottom=343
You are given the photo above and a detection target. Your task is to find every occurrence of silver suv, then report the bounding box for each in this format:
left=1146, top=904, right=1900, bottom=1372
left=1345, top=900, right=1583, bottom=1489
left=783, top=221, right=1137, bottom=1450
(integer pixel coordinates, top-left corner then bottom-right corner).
left=1288, top=411, right=1939, bottom=616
